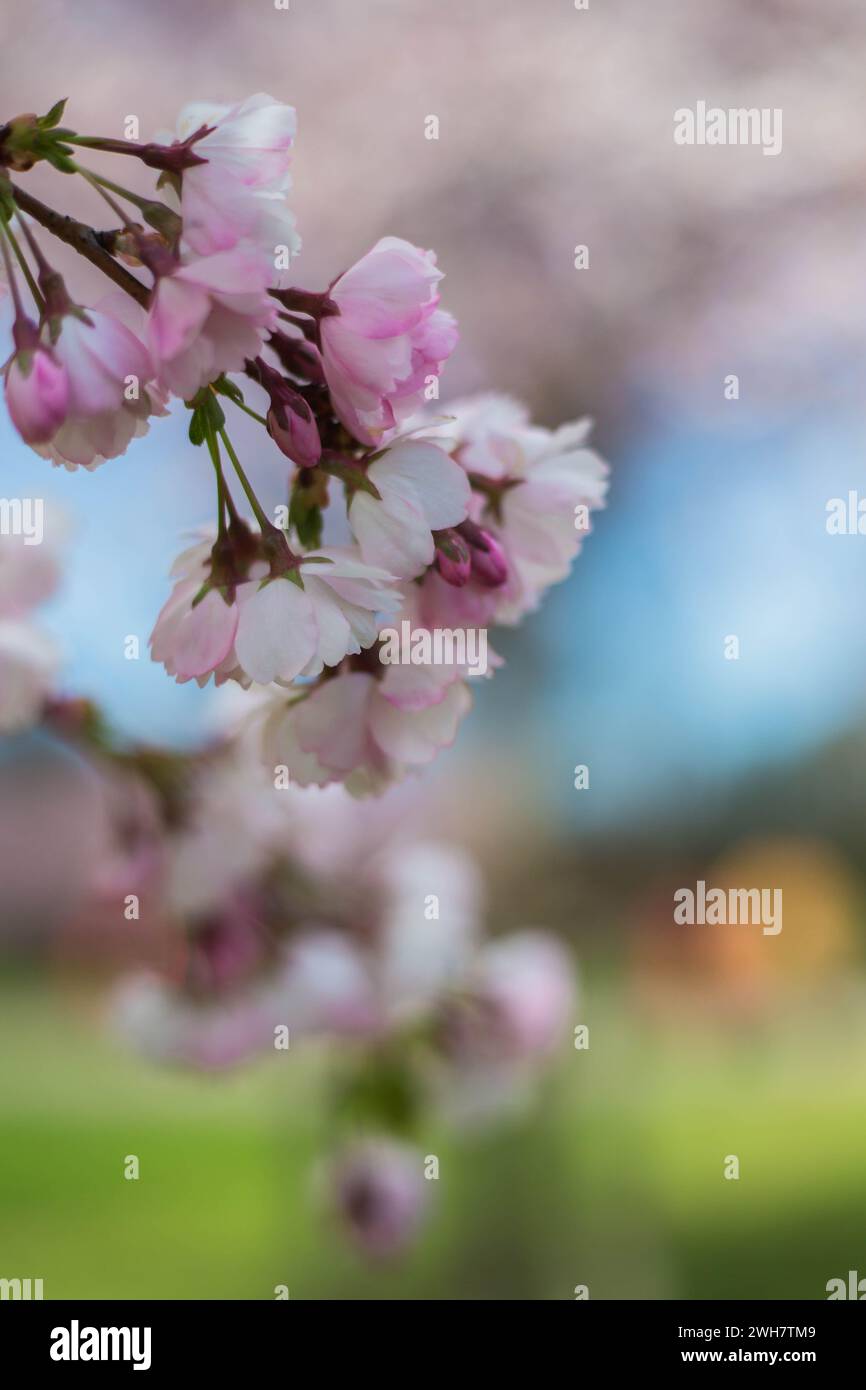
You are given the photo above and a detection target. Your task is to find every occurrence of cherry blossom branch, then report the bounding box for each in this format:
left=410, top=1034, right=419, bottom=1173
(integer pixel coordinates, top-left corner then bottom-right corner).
left=9, top=183, right=151, bottom=308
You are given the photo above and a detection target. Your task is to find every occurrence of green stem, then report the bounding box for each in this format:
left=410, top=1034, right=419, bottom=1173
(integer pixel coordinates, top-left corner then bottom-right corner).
left=202, top=419, right=229, bottom=540
left=231, top=396, right=269, bottom=428
left=218, top=424, right=273, bottom=533
left=0, top=219, right=23, bottom=319
left=76, top=168, right=134, bottom=227
left=1, top=215, right=43, bottom=314
left=66, top=135, right=142, bottom=157
left=75, top=165, right=153, bottom=217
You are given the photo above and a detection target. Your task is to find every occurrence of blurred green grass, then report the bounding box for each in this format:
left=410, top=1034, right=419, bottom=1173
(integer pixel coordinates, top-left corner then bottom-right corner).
left=1, top=974, right=865, bottom=1299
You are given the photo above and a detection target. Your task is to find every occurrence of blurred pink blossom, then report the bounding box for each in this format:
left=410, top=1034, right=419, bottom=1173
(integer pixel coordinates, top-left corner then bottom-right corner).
left=327, top=1138, right=429, bottom=1259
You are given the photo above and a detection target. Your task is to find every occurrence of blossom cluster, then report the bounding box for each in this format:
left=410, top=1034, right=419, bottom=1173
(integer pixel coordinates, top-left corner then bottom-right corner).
left=0, top=94, right=608, bottom=795
left=0, top=579, right=576, bottom=1256
left=0, top=93, right=598, bottom=1259
left=109, top=751, right=576, bottom=1257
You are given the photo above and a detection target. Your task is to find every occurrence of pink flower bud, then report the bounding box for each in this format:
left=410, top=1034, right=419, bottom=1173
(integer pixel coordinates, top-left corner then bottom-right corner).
left=329, top=1139, right=429, bottom=1258
left=433, top=529, right=471, bottom=586
left=267, top=394, right=322, bottom=469
left=251, top=355, right=322, bottom=468
left=469, top=529, right=508, bottom=587
left=456, top=519, right=508, bottom=587
left=4, top=344, right=69, bottom=445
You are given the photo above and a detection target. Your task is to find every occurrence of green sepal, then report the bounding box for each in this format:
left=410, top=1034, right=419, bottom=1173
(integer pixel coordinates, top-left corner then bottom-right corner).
left=188, top=407, right=206, bottom=447
left=213, top=375, right=245, bottom=405
left=190, top=580, right=211, bottom=609
left=320, top=455, right=382, bottom=500
left=186, top=389, right=226, bottom=442
left=38, top=99, right=68, bottom=129
left=332, top=1051, right=421, bottom=1137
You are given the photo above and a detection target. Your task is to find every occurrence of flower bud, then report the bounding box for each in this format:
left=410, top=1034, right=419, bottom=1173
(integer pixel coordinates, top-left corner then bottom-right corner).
left=457, top=519, right=508, bottom=588
left=0, top=113, right=40, bottom=171
left=4, top=342, right=69, bottom=444
left=267, top=393, right=322, bottom=469
left=433, top=528, right=471, bottom=586
left=252, top=355, right=322, bottom=468
left=328, top=1139, right=429, bottom=1258
left=268, top=330, right=325, bottom=384
left=469, top=531, right=508, bottom=587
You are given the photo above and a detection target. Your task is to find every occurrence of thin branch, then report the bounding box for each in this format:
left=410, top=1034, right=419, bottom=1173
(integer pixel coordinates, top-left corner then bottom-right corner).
left=10, top=183, right=151, bottom=308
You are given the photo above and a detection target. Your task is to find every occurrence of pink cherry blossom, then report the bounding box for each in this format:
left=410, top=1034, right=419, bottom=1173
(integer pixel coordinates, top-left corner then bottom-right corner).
left=151, top=580, right=240, bottom=685
left=114, top=970, right=288, bottom=1071
left=34, top=381, right=168, bottom=472
left=375, top=585, right=500, bottom=714
left=151, top=538, right=400, bottom=690
left=387, top=513, right=511, bottom=646
left=3, top=342, right=68, bottom=444
left=348, top=439, right=470, bottom=578
left=415, top=555, right=503, bottom=634
left=419, top=393, right=609, bottom=622
left=147, top=248, right=278, bottom=398
left=52, top=307, right=153, bottom=415
left=149, top=535, right=238, bottom=686
left=32, top=303, right=160, bottom=470
left=116, top=927, right=378, bottom=1070
left=261, top=668, right=472, bottom=796
left=233, top=548, right=400, bottom=686
left=167, top=93, right=299, bottom=272
left=321, top=237, right=457, bottom=446
left=175, top=93, right=297, bottom=189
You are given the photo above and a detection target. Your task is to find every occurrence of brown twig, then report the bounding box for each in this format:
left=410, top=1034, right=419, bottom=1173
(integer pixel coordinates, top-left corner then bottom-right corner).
left=10, top=183, right=151, bottom=308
